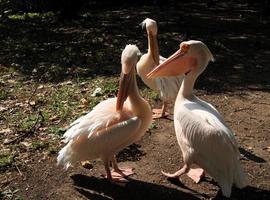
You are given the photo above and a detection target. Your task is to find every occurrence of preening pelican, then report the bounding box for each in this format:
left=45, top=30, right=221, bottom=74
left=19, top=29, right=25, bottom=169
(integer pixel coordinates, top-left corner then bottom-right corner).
left=147, top=40, right=247, bottom=197
left=57, top=45, right=152, bottom=184
left=136, top=18, right=183, bottom=118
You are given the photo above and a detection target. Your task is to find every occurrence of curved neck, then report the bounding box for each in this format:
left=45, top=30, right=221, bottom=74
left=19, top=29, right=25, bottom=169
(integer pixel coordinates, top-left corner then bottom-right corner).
left=178, top=73, right=198, bottom=99
left=128, top=69, right=141, bottom=102
left=147, top=33, right=159, bottom=62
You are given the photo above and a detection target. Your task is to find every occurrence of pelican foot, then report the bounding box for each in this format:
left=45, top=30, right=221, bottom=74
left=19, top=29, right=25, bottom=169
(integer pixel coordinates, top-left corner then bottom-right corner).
left=108, top=175, right=129, bottom=187
left=112, top=167, right=134, bottom=178
left=187, top=168, right=204, bottom=183
left=161, top=164, right=188, bottom=179
left=102, top=173, right=129, bottom=186
left=152, top=109, right=169, bottom=119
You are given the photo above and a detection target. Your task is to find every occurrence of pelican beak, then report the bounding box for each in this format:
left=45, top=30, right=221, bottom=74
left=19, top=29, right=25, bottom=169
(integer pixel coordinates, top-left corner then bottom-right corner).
left=116, top=70, right=132, bottom=111
left=149, top=33, right=160, bottom=65
left=147, top=44, right=192, bottom=78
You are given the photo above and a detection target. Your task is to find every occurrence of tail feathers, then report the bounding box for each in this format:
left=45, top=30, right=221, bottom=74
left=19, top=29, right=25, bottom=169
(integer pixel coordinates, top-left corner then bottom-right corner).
left=220, top=180, right=232, bottom=198
left=57, top=143, right=75, bottom=170
left=219, top=159, right=247, bottom=197
left=234, top=160, right=248, bottom=189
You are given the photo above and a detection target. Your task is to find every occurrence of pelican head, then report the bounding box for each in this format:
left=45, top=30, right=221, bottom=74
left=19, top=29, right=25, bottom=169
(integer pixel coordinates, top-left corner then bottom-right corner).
left=141, top=18, right=159, bottom=65
left=147, top=40, right=214, bottom=78
left=117, top=45, right=141, bottom=111
left=142, top=18, right=158, bottom=36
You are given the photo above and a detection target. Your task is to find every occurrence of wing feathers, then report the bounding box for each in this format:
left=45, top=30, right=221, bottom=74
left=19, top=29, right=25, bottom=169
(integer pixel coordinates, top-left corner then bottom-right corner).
left=155, top=75, right=183, bottom=102
left=62, top=104, right=123, bottom=143
left=176, top=100, right=246, bottom=197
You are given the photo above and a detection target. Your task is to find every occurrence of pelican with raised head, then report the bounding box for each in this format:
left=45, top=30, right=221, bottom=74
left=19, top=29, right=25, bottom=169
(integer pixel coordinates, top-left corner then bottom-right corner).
left=136, top=18, right=183, bottom=118
left=57, top=45, right=152, bottom=184
left=147, top=40, right=247, bottom=197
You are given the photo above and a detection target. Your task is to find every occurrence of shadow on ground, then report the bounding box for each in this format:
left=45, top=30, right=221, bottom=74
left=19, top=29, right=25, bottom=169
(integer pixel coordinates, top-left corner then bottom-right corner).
left=117, top=144, right=146, bottom=162
left=71, top=173, right=270, bottom=200
left=239, top=147, right=266, bottom=163
left=0, top=1, right=270, bottom=92
left=71, top=174, right=201, bottom=200
left=213, top=186, right=270, bottom=200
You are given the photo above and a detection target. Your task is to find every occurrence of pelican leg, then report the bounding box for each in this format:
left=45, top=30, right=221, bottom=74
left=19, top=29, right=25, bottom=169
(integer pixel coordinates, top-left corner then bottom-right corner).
left=111, top=155, right=134, bottom=177
left=162, top=164, right=189, bottom=178
left=103, top=159, right=128, bottom=186
left=153, top=102, right=169, bottom=119
left=162, top=164, right=204, bottom=183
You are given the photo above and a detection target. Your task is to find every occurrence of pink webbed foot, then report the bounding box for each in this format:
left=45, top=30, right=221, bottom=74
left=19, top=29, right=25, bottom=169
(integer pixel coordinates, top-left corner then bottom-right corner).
left=161, top=165, right=204, bottom=183
left=152, top=109, right=169, bottom=119
left=103, top=159, right=129, bottom=186
left=187, top=168, right=204, bottom=183
left=106, top=175, right=129, bottom=187
left=112, top=167, right=134, bottom=178
left=102, top=172, right=129, bottom=187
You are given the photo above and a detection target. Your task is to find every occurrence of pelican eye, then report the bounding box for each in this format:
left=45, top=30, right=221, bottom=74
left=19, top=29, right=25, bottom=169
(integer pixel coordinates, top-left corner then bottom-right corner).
left=180, top=43, right=190, bottom=53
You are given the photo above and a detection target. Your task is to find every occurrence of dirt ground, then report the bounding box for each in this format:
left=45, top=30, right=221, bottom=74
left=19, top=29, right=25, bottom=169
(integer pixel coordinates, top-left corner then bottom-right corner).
left=1, top=1, right=270, bottom=200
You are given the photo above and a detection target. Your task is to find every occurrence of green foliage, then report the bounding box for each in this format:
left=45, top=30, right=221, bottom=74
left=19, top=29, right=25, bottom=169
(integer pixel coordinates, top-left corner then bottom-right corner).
left=1, top=188, right=20, bottom=200
left=0, top=153, right=14, bottom=170
left=149, top=121, right=158, bottom=130
left=31, top=141, right=49, bottom=150
left=47, top=146, right=57, bottom=155
left=88, top=97, right=100, bottom=110
left=8, top=12, right=54, bottom=20
left=48, top=126, right=66, bottom=137
left=103, top=81, right=119, bottom=96
left=19, top=114, right=38, bottom=130
left=148, top=90, right=159, bottom=101
left=0, top=90, right=8, bottom=100
left=49, top=86, right=76, bottom=120
left=0, top=191, right=3, bottom=199
left=16, top=196, right=24, bottom=200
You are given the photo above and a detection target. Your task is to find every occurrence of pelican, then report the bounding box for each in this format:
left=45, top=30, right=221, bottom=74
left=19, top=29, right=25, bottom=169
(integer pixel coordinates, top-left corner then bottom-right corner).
left=57, top=45, right=152, bottom=184
left=147, top=40, right=247, bottom=197
left=136, top=18, right=183, bottom=118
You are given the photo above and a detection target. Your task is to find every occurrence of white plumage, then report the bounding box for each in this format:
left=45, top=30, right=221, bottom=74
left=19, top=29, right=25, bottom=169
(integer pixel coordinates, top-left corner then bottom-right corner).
left=136, top=18, right=183, bottom=118
left=155, top=75, right=183, bottom=102
left=147, top=40, right=247, bottom=197
left=175, top=97, right=246, bottom=197
left=57, top=45, right=152, bottom=184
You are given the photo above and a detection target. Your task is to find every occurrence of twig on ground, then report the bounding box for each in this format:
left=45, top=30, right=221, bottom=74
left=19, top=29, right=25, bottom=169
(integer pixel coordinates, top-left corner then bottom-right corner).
left=14, top=163, right=23, bottom=177
left=4, top=110, right=44, bottom=145
left=27, top=76, right=43, bottom=108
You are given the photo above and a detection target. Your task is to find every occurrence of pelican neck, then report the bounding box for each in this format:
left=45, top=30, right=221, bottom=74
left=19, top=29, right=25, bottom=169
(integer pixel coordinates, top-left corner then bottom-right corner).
left=147, top=34, right=158, bottom=56
left=178, top=73, right=198, bottom=100
left=128, top=69, right=141, bottom=102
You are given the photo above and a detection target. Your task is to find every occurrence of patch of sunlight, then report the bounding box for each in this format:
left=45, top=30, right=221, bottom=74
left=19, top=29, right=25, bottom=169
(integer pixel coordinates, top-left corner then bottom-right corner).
left=8, top=12, right=54, bottom=20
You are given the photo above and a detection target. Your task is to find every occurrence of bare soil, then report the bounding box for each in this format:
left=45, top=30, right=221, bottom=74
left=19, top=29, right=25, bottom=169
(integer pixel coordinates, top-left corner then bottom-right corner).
left=1, top=1, right=270, bottom=200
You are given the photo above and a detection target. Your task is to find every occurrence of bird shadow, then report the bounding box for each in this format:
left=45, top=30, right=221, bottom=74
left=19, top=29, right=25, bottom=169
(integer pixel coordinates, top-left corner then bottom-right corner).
left=212, top=186, right=270, bottom=200
left=239, top=147, right=266, bottom=163
left=166, top=177, right=210, bottom=199
left=71, top=174, right=201, bottom=200
left=167, top=176, right=270, bottom=200
left=116, top=144, right=146, bottom=162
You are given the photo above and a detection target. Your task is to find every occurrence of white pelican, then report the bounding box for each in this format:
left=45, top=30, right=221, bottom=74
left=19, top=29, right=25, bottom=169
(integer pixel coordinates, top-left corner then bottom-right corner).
left=147, top=40, right=247, bottom=197
left=57, top=45, right=152, bottom=184
left=136, top=18, right=183, bottom=118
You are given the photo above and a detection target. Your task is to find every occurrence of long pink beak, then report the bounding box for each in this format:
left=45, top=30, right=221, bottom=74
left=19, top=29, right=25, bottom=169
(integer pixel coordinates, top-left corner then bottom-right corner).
left=147, top=48, right=192, bottom=78
left=116, top=72, right=131, bottom=111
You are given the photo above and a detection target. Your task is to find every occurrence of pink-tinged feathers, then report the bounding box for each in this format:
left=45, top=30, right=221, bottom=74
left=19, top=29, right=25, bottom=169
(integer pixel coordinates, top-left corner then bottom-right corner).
left=57, top=44, right=152, bottom=179
left=121, top=45, right=140, bottom=74
left=158, top=40, right=247, bottom=197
